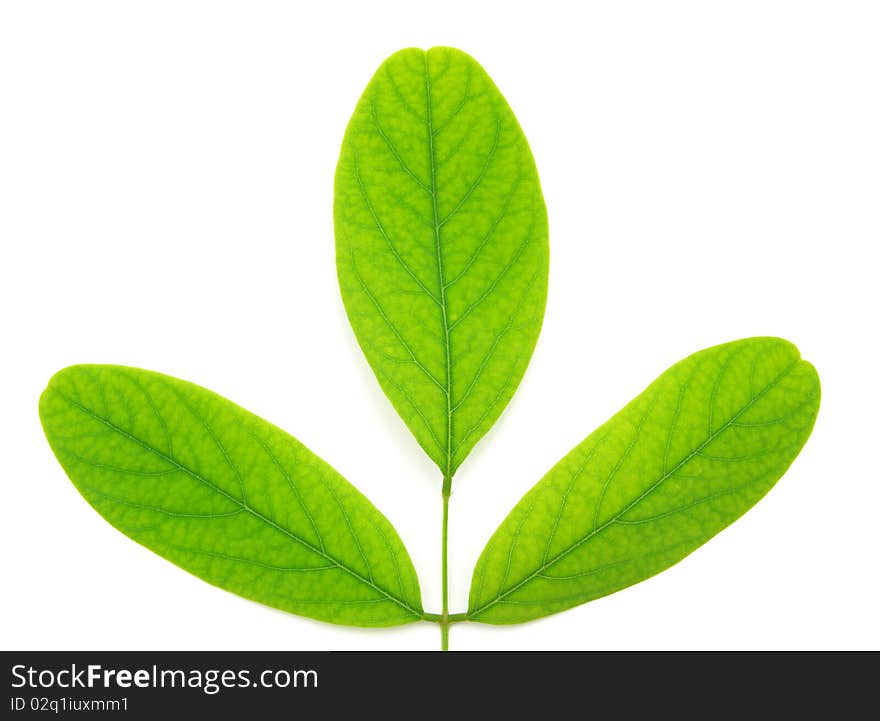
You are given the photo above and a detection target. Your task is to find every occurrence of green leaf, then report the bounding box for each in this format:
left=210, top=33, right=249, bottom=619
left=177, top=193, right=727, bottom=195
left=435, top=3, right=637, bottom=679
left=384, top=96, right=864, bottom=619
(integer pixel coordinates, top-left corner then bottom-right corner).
left=334, top=47, right=549, bottom=479
left=39, top=365, right=423, bottom=627
left=468, top=337, right=820, bottom=624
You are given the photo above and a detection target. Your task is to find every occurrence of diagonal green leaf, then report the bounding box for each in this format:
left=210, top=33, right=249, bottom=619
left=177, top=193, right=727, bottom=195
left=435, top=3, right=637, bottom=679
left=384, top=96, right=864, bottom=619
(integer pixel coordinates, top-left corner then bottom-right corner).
left=39, top=365, right=423, bottom=627
left=334, top=47, right=549, bottom=479
left=468, top=337, right=820, bottom=624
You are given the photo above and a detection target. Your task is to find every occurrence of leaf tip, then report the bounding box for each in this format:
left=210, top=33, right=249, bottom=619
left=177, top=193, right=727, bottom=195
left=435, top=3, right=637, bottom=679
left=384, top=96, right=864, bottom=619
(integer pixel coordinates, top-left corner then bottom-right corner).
left=39, top=366, right=72, bottom=420
left=758, top=335, right=820, bottom=393
left=39, top=364, right=112, bottom=434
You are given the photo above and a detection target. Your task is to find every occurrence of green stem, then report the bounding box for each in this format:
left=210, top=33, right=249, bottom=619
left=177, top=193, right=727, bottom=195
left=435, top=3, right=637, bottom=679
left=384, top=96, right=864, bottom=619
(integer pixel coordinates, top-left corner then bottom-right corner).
left=423, top=612, right=467, bottom=623
left=440, top=479, right=451, bottom=651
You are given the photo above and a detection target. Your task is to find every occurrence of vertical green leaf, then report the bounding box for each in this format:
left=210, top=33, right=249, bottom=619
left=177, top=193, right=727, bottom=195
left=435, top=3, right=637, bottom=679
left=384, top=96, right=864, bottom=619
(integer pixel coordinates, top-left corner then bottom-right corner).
left=468, top=338, right=820, bottom=624
left=40, top=365, right=423, bottom=627
left=335, top=47, right=549, bottom=479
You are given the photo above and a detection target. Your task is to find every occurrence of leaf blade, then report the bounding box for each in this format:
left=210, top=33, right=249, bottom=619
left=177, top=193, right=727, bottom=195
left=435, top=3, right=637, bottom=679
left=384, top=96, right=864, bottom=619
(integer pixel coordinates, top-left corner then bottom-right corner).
left=468, top=337, right=820, bottom=624
left=335, top=47, right=549, bottom=478
left=40, top=365, right=423, bottom=627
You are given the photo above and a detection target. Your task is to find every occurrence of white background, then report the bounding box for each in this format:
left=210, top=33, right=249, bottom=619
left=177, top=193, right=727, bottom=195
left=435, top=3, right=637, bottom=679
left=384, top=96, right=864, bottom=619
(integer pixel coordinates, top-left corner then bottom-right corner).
left=2, top=1, right=878, bottom=651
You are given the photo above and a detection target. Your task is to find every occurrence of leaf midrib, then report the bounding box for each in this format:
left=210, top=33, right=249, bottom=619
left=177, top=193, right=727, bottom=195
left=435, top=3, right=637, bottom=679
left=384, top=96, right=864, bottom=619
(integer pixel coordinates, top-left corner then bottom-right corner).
left=468, top=358, right=801, bottom=618
left=424, top=50, right=454, bottom=482
left=53, top=389, right=422, bottom=618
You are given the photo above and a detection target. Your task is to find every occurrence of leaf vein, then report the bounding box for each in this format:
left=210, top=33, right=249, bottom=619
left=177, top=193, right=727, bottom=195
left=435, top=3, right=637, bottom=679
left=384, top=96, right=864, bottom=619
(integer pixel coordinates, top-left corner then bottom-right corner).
left=353, top=156, right=440, bottom=305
